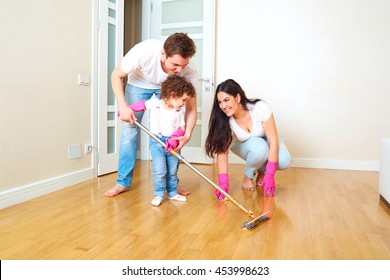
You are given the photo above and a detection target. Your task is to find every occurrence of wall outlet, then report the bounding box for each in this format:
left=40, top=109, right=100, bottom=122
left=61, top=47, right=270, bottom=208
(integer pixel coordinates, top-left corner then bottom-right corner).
left=68, top=144, right=82, bottom=160
left=84, top=144, right=92, bottom=155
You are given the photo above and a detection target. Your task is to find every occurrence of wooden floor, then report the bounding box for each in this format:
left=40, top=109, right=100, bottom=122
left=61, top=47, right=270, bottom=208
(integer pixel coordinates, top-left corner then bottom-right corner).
left=1, top=160, right=389, bottom=260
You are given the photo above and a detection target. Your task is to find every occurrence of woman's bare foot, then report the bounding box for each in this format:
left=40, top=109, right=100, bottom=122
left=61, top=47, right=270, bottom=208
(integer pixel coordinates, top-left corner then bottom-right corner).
left=177, top=185, right=190, bottom=196
left=104, top=185, right=128, bottom=197
left=256, top=170, right=264, bottom=187
left=242, top=176, right=255, bottom=191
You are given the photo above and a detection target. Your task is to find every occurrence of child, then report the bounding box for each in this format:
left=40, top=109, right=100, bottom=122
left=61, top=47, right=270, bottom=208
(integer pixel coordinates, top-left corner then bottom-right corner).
left=129, top=75, right=196, bottom=206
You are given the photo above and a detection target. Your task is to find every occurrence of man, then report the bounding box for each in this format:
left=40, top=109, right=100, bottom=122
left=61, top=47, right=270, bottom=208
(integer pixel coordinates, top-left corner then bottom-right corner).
left=105, top=33, right=198, bottom=197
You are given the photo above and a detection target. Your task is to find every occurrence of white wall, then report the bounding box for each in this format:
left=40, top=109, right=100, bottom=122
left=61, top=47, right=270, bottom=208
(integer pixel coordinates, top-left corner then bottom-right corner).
left=215, top=0, right=390, bottom=169
left=0, top=0, right=94, bottom=207
left=1, top=0, right=389, bottom=209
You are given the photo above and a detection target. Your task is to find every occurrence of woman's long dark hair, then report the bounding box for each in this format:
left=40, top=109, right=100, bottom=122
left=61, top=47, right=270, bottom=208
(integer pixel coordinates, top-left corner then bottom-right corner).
left=205, top=79, right=261, bottom=158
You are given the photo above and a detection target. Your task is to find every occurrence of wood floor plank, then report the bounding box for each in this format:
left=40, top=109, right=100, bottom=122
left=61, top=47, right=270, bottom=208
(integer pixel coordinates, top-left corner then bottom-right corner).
left=0, top=160, right=389, bottom=260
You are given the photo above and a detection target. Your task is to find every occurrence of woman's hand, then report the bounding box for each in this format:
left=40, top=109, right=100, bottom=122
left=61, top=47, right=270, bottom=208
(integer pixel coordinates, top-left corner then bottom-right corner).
left=260, top=161, right=277, bottom=197
left=215, top=173, right=229, bottom=200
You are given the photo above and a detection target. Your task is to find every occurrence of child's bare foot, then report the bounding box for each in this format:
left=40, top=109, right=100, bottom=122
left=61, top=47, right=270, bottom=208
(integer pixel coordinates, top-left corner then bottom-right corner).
left=104, top=185, right=128, bottom=197
left=256, top=170, right=264, bottom=187
left=242, top=176, right=255, bottom=191
left=177, top=185, right=190, bottom=196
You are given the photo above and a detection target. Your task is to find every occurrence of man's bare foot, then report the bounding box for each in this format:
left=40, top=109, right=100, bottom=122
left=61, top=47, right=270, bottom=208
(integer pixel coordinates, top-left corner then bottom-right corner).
left=242, top=176, right=255, bottom=191
left=256, top=170, right=264, bottom=187
left=177, top=185, right=190, bottom=196
left=104, top=185, right=128, bottom=197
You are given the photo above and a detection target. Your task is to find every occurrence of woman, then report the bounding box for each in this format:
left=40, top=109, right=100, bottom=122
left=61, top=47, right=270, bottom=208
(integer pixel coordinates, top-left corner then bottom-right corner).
left=205, top=79, right=292, bottom=198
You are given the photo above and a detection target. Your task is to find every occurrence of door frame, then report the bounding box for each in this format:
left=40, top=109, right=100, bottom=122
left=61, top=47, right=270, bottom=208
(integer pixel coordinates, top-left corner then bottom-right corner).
left=92, top=0, right=216, bottom=175
left=92, top=0, right=99, bottom=176
left=140, top=0, right=216, bottom=163
left=92, top=0, right=125, bottom=176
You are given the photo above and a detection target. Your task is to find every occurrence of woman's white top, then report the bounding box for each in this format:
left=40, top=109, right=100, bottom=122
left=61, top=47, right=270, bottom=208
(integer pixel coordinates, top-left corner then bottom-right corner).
left=229, top=101, right=272, bottom=142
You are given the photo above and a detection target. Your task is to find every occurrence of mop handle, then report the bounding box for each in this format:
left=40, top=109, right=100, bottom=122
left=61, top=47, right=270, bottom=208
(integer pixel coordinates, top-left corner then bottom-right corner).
left=134, top=120, right=255, bottom=218
left=180, top=156, right=255, bottom=218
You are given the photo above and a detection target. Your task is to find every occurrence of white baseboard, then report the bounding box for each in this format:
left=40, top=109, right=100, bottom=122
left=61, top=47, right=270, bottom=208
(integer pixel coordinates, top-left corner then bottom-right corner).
left=0, top=156, right=379, bottom=210
left=229, top=154, right=379, bottom=171
left=228, top=154, right=246, bottom=164
left=0, top=168, right=95, bottom=210
left=291, top=158, right=379, bottom=171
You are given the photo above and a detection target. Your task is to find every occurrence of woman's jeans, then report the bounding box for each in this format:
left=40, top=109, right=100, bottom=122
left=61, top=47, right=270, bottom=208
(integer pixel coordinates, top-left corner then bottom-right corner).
left=230, top=137, right=292, bottom=179
left=149, top=136, right=180, bottom=198
left=116, top=84, right=160, bottom=188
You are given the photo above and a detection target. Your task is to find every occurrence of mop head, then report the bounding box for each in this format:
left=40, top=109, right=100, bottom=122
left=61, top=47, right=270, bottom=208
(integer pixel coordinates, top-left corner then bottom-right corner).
left=241, top=211, right=270, bottom=230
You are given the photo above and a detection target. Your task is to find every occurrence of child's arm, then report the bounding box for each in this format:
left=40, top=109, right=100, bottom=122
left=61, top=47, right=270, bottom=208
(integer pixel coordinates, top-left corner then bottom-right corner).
left=129, top=100, right=146, bottom=112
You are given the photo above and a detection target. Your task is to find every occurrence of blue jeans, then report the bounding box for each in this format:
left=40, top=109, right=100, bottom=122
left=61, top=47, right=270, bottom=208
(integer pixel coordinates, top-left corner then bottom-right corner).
left=230, top=137, right=292, bottom=179
left=149, top=136, right=180, bottom=198
left=116, top=84, right=160, bottom=188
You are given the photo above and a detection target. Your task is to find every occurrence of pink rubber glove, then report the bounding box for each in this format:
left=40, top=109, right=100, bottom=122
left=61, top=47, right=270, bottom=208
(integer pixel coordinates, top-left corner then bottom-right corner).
left=117, top=100, right=146, bottom=117
left=260, top=161, right=277, bottom=197
left=214, top=173, right=229, bottom=200
left=129, top=100, right=146, bottom=112
left=165, top=128, right=185, bottom=152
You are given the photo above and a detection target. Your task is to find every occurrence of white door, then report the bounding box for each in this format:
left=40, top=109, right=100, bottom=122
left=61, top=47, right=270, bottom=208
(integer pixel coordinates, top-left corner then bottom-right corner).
left=147, top=0, right=215, bottom=164
left=97, top=0, right=124, bottom=175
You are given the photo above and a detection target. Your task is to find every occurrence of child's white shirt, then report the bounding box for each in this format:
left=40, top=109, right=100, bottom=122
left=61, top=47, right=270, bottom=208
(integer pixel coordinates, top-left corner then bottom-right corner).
left=145, top=95, right=185, bottom=137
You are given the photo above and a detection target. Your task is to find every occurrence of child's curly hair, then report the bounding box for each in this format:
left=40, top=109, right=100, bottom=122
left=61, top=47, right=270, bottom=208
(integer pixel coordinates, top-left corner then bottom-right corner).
left=161, top=75, right=196, bottom=100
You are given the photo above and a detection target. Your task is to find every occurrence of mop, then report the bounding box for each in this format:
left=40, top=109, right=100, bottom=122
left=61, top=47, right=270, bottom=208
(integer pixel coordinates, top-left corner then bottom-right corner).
left=134, top=120, right=270, bottom=230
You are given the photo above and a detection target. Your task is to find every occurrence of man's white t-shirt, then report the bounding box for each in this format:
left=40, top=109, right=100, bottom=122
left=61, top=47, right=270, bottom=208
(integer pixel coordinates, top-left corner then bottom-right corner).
left=229, top=101, right=272, bottom=142
left=120, top=39, right=198, bottom=89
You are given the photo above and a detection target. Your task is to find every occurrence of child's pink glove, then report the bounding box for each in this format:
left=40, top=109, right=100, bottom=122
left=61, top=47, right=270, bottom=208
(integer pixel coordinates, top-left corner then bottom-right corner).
left=117, top=100, right=146, bottom=117
left=214, top=173, right=229, bottom=200
left=129, top=100, right=146, bottom=112
left=165, top=128, right=185, bottom=152
left=260, top=161, right=277, bottom=197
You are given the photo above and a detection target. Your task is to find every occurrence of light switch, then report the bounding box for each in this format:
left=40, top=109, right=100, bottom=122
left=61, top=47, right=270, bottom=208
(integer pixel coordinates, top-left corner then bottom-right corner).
left=78, top=74, right=91, bottom=86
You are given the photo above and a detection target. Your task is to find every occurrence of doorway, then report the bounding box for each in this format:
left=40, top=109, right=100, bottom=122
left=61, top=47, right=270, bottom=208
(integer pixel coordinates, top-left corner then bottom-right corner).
left=94, top=0, right=215, bottom=176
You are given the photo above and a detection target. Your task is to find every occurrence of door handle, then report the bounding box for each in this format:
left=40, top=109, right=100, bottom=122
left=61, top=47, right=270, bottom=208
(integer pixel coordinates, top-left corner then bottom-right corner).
left=199, top=78, right=210, bottom=83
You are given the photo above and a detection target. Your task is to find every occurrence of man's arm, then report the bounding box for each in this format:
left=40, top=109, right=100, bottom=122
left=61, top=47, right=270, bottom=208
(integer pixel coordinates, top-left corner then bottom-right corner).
left=111, top=64, right=136, bottom=123
left=174, top=96, right=196, bottom=150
